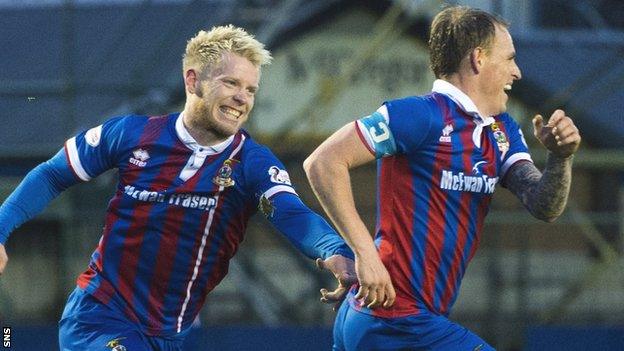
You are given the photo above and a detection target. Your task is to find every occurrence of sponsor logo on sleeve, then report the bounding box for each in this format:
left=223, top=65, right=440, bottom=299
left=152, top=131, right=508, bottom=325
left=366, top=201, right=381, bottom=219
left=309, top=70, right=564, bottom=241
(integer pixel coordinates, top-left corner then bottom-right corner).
left=258, top=194, right=275, bottom=218
left=268, top=166, right=292, bottom=185
left=85, top=125, right=103, bottom=147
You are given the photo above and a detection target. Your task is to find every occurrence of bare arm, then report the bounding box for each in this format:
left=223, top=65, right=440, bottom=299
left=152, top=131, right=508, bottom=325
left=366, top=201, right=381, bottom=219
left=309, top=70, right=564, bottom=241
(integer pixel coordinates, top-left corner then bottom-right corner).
left=0, top=244, right=6, bottom=275
left=303, top=123, right=396, bottom=309
left=504, top=109, right=580, bottom=222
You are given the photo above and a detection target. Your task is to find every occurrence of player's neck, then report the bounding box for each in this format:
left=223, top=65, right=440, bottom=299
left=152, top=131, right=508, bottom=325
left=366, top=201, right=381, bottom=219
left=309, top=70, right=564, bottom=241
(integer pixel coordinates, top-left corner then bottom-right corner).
left=181, top=111, right=229, bottom=147
left=444, top=75, right=491, bottom=117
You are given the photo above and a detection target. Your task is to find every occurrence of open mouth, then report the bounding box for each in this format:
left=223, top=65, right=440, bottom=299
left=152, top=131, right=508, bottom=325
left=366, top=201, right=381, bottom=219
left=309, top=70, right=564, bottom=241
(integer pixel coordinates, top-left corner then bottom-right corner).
left=504, top=84, right=512, bottom=91
left=220, top=106, right=242, bottom=119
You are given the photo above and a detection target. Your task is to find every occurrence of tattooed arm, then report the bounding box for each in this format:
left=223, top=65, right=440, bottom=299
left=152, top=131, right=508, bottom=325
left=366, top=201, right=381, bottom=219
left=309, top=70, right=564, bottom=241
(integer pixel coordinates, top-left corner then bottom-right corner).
left=503, top=156, right=572, bottom=222
left=503, top=109, right=580, bottom=222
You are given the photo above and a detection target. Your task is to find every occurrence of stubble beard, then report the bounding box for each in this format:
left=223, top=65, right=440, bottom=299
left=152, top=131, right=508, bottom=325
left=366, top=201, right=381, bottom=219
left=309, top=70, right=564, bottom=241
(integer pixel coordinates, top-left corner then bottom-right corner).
left=190, top=100, right=237, bottom=141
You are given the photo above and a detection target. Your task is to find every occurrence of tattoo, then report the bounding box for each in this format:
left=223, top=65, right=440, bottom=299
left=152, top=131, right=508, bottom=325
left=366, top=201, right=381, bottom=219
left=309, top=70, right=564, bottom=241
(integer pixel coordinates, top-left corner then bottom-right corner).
left=503, top=155, right=573, bottom=222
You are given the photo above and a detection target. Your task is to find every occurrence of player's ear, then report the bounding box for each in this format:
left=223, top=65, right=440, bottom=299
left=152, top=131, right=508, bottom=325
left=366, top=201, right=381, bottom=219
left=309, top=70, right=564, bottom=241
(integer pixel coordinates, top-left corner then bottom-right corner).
left=184, top=69, right=199, bottom=95
left=470, top=47, right=485, bottom=74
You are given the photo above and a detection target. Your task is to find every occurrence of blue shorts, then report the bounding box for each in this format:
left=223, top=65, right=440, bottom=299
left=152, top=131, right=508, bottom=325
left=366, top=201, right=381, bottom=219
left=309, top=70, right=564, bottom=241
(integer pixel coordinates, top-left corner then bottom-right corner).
left=58, top=287, right=187, bottom=351
left=333, top=301, right=495, bottom=351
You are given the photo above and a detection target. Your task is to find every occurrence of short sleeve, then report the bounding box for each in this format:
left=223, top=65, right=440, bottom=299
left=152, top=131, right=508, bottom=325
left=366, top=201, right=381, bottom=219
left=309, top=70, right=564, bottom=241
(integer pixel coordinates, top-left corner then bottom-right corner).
left=497, top=113, right=533, bottom=177
left=64, top=116, right=126, bottom=181
left=355, top=106, right=397, bottom=158
left=244, top=146, right=297, bottom=200
left=355, top=97, right=432, bottom=158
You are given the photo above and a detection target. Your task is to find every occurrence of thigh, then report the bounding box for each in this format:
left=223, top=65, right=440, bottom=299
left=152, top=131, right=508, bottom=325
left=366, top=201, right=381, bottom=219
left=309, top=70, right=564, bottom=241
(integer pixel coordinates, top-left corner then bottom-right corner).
left=332, top=301, right=349, bottom=351
left=59, top=289, right=152, bottom=351
left=419, top=314, right=495, bottom=351
left=336, top=303, right=495, bottom=351
left=59, top=316, right=151, bottom=351
left=337, top=303, right=405, bottom=351
left=146, top=333, right=186, bottom=351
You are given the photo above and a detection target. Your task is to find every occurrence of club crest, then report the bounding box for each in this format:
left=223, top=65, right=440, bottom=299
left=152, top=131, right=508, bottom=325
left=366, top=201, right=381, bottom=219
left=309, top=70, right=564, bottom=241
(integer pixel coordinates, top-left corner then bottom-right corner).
left=491, top=122, right=509, bottom=152
left=106, top=337, right=127, bottom=351
left=213, top=159, right=237, bottom=187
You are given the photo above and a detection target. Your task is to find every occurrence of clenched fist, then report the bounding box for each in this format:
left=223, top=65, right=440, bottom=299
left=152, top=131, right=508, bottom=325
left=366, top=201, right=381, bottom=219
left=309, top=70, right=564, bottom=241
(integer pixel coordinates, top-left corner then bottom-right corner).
left=533, top=109, right=581, bottom=158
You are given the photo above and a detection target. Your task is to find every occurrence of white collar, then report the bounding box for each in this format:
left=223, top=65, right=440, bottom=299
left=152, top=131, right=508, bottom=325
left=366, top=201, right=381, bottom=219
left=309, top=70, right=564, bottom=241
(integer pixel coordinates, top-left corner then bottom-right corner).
left=431, top=79, right=495, bottom=126
left=175, top=112, right=234, bottom=155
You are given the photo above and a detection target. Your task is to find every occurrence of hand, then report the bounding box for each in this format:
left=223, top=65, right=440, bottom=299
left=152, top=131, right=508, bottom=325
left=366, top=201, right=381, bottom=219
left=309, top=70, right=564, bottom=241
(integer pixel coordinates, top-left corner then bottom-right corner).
left=353, top=253, right=396, bottom=309
left=533, top=110, right=581, bottom=158
left=0, top=244, right=7, bottom=275
left=316, top=255, right=357, bottom=311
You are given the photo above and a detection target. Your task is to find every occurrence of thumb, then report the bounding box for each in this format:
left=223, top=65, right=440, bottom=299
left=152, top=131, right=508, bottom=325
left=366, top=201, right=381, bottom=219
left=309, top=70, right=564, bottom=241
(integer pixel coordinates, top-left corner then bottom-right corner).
left=532, top=114, right=543, bottom=138
left=315, top=258, right=325, bottom=271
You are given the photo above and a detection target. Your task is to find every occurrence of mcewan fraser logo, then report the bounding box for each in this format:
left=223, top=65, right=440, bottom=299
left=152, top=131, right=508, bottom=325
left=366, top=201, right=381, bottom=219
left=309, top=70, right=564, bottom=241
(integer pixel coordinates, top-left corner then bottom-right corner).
left=123, top=185, right=217, bottom=211
left=439, top=170, right=498, bottom=194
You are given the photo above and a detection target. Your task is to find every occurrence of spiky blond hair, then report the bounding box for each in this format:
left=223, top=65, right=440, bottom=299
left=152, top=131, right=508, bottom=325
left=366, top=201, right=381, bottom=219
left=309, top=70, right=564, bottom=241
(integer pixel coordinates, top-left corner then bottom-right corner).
left=183, top=24, right=272, bottom=77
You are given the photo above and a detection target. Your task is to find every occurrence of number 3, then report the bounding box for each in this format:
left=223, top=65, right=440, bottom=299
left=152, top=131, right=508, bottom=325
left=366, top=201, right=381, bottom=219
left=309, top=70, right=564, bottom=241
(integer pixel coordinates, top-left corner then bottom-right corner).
left=369, top=122, right=390, bottom=143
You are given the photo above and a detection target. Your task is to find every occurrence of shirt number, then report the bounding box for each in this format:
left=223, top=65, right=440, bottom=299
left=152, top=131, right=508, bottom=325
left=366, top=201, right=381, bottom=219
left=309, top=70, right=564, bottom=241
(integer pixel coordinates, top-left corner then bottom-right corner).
left=369, top=122, right=390, bottom=143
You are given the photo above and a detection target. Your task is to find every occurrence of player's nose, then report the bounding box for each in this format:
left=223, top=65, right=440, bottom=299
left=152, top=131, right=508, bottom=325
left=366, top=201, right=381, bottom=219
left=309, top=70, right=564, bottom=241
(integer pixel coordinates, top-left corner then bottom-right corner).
left=512, top=62, right=522, bottom=80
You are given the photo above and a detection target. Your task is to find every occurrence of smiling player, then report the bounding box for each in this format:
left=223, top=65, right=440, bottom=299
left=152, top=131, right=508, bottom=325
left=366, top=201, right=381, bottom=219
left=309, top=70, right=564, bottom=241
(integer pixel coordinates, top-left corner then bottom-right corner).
left=0, top=25, right=355, bottom=350
left=304, top=6, right=580, bottom=350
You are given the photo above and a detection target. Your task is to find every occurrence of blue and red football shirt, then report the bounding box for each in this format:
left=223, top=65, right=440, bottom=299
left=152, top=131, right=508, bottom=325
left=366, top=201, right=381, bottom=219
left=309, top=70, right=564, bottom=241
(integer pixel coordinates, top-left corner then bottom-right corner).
left=59, top=112, right=346, bottom=335
left=351, top=79, right=532, bottom=318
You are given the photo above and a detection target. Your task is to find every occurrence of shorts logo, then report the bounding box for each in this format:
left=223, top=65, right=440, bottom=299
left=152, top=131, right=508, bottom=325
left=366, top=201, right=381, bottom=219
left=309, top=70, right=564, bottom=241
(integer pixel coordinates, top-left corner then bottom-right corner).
left=439, top=123, right=453, bottom=143
left=213, top=159, right=236, bottom=187
left=268, top=166, right=291, bottom=185
left=106, top=337, right=127, bottom=351
left=129, top=148, right=150, bottom=167
left=85, top=125, right=103, bottom=147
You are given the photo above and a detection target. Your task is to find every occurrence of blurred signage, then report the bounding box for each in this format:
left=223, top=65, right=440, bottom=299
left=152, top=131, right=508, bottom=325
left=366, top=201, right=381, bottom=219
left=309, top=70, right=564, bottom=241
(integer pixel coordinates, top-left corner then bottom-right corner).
left=253, top=9, right=530, bottom=136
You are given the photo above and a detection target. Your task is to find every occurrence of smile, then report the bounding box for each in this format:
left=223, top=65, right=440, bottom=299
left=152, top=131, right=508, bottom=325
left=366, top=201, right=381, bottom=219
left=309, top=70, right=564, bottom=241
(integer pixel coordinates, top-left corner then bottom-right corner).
left=220, top=106, right=242, bottom=119
left=504, top=84, right=512, bottom=91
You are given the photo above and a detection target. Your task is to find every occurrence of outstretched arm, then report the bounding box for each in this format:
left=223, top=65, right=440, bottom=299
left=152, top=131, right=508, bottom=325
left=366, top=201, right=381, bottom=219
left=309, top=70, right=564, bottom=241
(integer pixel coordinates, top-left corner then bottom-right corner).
left=265, top=192, right=356, bottom=307
left=503, top=110, right=581, bottom=222
left=304, top=123, right=396, bottom=309
left=0, top=149, right=79, bottom=274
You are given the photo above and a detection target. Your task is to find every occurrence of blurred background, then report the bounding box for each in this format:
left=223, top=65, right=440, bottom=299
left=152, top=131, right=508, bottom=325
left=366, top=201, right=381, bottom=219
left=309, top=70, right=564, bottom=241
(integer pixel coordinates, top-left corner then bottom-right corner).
left=0, top=0, right=623, bottom=350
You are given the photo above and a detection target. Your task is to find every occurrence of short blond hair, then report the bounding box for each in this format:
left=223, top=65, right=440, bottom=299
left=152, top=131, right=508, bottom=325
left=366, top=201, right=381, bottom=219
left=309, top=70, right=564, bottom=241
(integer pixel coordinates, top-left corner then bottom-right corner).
left=183, top=24, right=272, bottom=76
left=429, top=6, right=508, bottom=78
